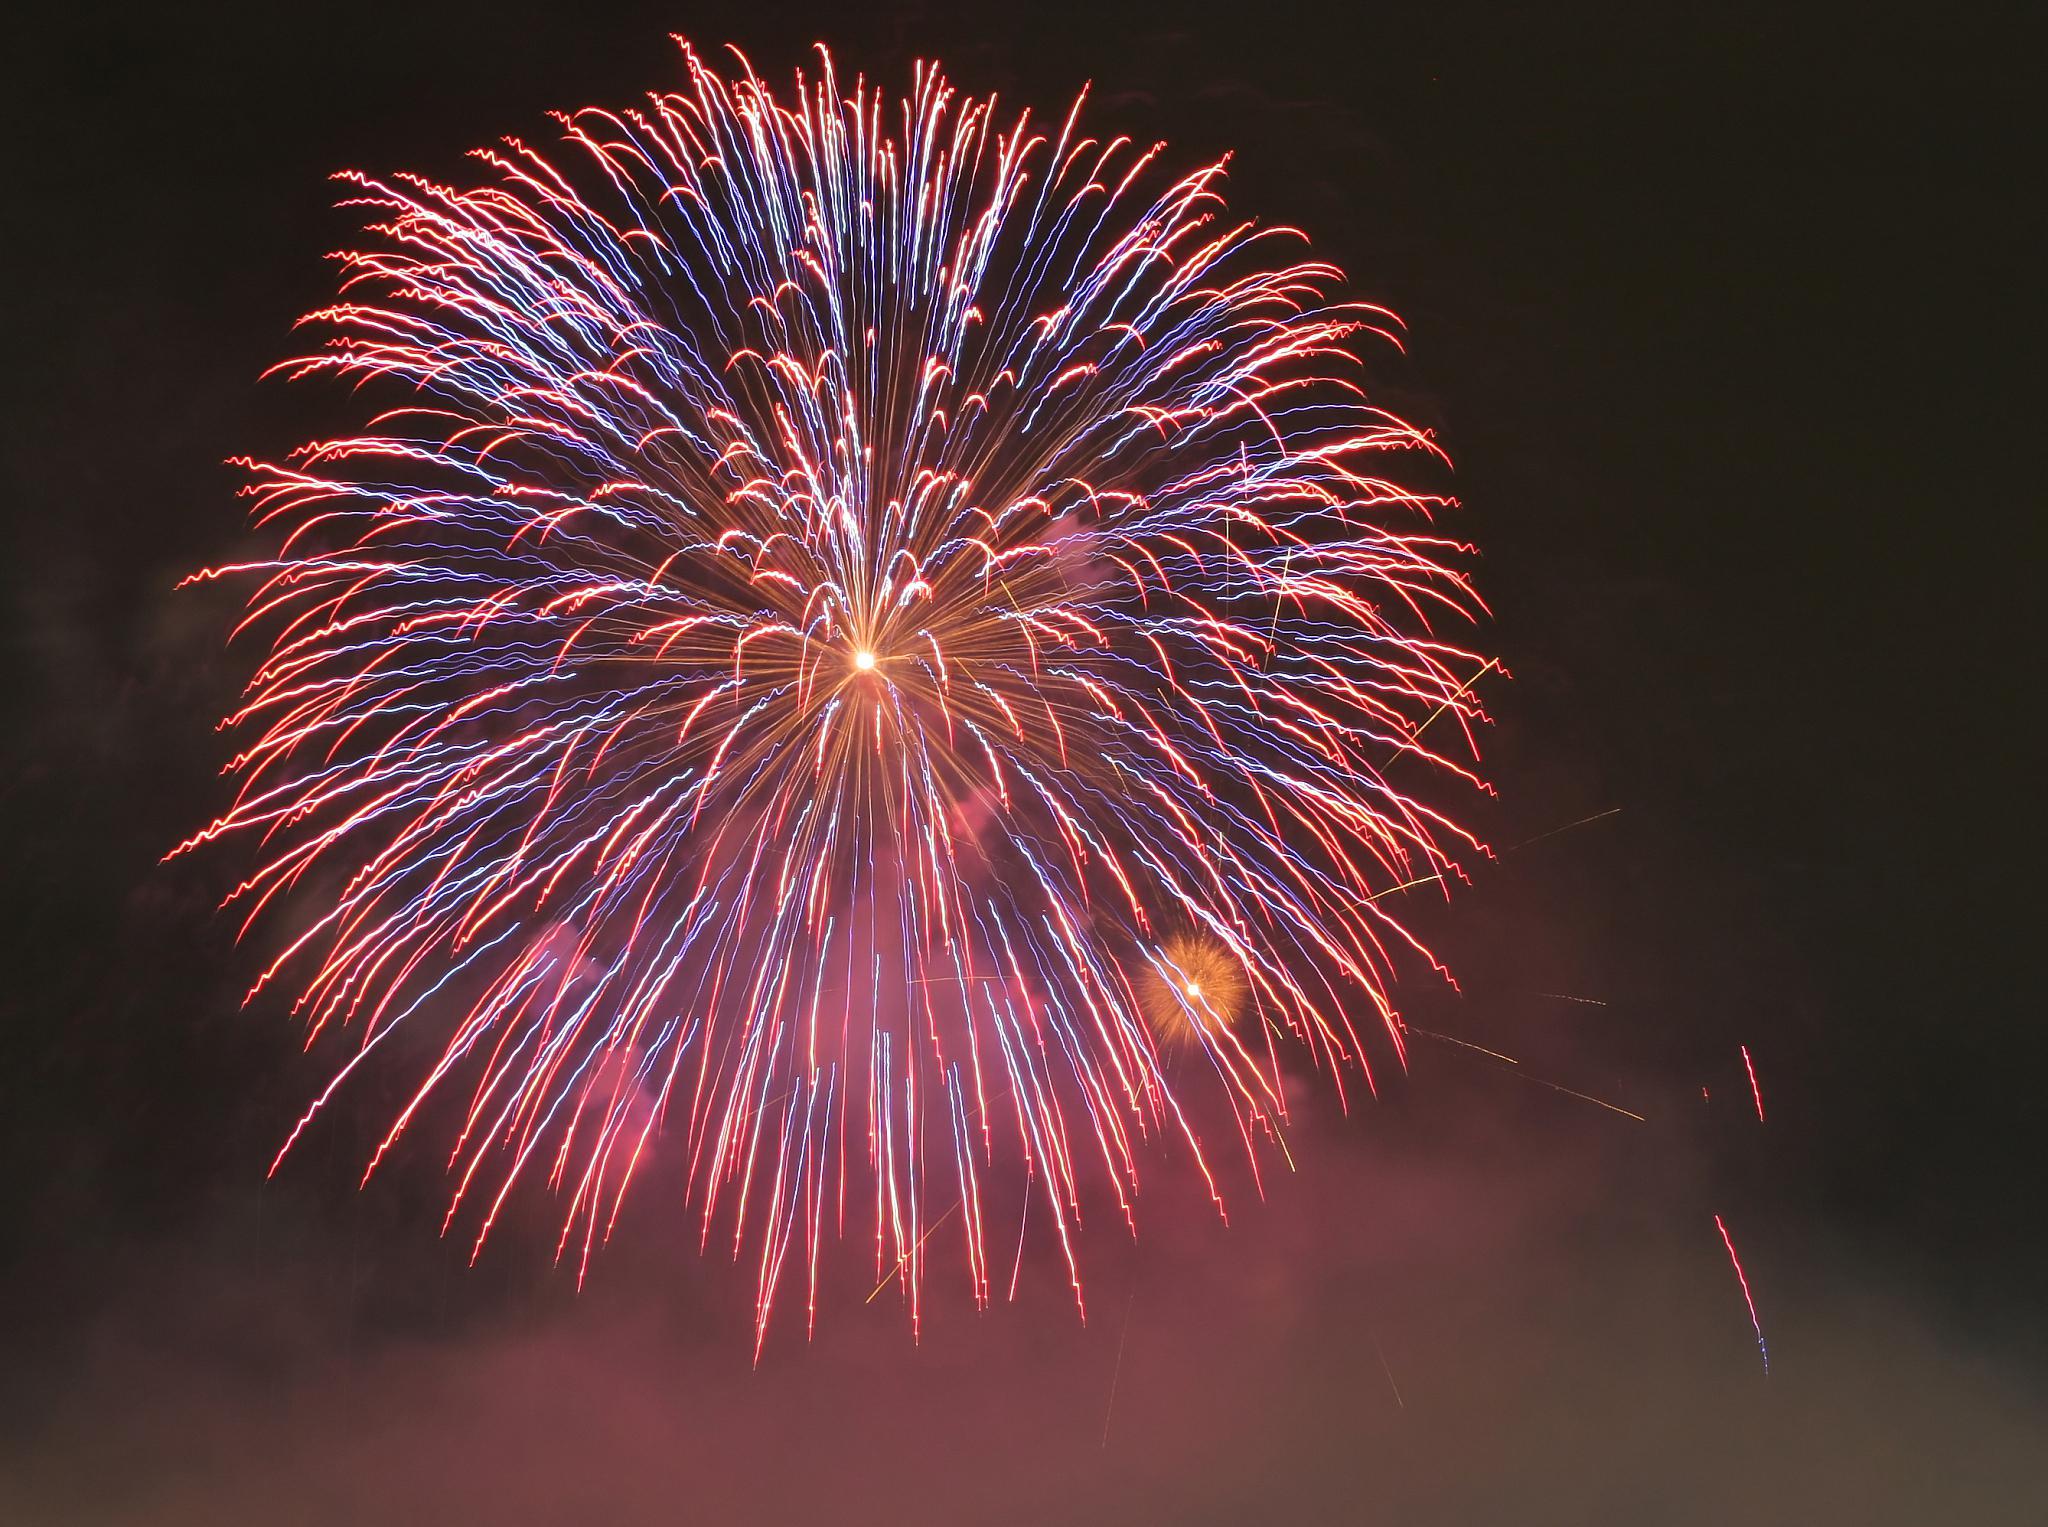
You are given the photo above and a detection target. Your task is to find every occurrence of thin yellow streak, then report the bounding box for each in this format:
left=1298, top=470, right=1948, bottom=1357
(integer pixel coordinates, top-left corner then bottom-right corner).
left=1266, top=544, right=1295, bottom=645
left=1513, top=1074, right=1647, bottom=1123
left=1407, top=1025, right=1520, bottom=1066
left=1504, top=806, right=1621, bottom=854
left=1409, top=657, right=1497, bottom=743
left=1368, top=1326, right=1406, bottom=1410
left=1363, top=872, right=1445, bottom=903
left=865, top=1199, right=962, bottom=1304
left=1100, top=1275, right=1141, bottom=1448
left=1410, top=1026, right=1646, bottom=1121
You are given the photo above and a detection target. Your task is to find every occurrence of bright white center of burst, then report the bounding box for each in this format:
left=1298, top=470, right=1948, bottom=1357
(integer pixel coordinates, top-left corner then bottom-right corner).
left=1186, top=982, right=1202, bottom=998
left=854, top=649, right=877, bottom=672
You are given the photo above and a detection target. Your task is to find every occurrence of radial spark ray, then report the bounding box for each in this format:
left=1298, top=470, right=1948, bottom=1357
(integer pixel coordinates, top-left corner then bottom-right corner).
left=179, top=42, right=1493, bottom=1348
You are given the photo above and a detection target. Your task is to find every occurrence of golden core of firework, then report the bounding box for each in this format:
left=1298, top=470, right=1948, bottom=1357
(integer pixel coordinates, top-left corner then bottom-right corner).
left=853, top=648, right=877, bottom=672
left=1141, top=933, right=1248, bottom=1047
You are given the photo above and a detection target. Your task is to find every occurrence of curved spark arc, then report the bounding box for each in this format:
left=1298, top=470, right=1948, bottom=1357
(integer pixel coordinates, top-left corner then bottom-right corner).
left=177, top=42, right=1493, bottom=1350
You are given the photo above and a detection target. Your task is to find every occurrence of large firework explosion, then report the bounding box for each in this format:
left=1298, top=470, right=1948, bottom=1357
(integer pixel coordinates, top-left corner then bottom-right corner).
left=177, top=41, right=1493, bottom=1350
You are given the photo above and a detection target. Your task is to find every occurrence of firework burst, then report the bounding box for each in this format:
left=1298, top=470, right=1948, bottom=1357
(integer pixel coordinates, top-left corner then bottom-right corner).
left=177, top=40, right=1494, bottom=1349
left=1141, top=932, right=1251, bottom=1048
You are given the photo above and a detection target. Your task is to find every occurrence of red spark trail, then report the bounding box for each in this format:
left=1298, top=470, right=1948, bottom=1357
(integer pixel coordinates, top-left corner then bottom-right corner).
left=1713, top=1213, right=1769, bottom=1375
left=1741, top=1044, right=1765, bottom=1122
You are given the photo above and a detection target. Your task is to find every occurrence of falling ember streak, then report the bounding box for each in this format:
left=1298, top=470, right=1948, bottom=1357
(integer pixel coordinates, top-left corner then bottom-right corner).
left=1504, top=806, right=1622, bottom=854
left=1538, top=992, right=1608, bottom=1007
left=1408, top=1026, right=1520, bottom=1067
left=1501, top=1073, right=1645, bottom=1123
left=1364, top=872, right=1447, bottom=904
left=865, top=1199, right=961, bottom=1305
left=1713, top=1214, right=1769, bottom=1375
left=178, top=40, right=1494, bottom=1344
left=1409, top=1027, right=1646, bottom=1121
left=1741, top=1045, right=1765, bottom=1122
left=1408, top=657, right=1498, bottom=744
left=1367, top=1326, right=1406, bottom=1410
left=1101, top=1276, right=1141, bottom=1448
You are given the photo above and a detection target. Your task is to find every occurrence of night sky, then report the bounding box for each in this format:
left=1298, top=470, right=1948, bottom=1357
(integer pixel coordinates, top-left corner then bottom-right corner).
left=4, top=2, right=2038, bottom=1521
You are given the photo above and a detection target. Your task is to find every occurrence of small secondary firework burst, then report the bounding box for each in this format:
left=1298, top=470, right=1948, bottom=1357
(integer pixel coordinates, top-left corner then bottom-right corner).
left=1141, top=932, right=1250, bottom=1048
left=178, top=41, right=1493, bottom=1349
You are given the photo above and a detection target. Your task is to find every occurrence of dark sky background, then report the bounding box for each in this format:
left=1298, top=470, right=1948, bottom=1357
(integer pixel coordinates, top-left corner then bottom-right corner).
left=3, top=1, right=2038, bottom=1521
